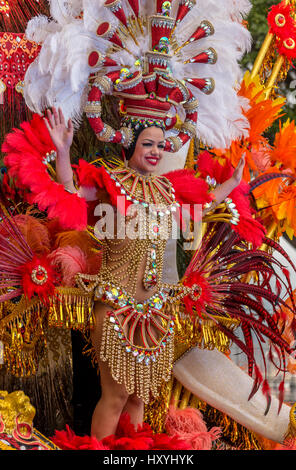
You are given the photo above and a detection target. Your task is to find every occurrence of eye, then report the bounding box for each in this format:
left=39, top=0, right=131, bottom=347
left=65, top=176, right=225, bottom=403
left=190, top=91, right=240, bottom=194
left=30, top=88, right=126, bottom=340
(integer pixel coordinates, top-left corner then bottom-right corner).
left=142, top=143, right=152, bottom=147
left=158, top=144, right=165, bottom=149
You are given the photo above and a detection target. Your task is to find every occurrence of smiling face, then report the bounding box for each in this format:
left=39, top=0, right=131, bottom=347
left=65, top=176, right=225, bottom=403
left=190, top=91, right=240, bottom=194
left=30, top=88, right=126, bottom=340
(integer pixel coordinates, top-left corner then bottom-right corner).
left=128, top=126, right=165, bottom=175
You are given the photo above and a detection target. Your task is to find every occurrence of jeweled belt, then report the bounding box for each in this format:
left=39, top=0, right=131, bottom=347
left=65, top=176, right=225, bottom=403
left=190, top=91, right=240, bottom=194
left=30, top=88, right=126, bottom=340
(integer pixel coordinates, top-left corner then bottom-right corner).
left=94, top=281, right=175, bottom=363
left=76, top=273, right=201, bottom=361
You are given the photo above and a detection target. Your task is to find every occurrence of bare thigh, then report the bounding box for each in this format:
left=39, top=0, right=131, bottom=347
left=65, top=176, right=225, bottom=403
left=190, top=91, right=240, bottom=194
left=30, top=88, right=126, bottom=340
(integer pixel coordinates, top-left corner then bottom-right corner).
left=90, top=301, right=129, bottom=398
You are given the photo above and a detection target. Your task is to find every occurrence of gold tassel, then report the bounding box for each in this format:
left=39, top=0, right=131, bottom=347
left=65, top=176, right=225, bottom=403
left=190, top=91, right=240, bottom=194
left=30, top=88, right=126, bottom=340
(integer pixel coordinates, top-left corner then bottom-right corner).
left=48, top=288, right=94, bottom=331
left=185, top=138, right=196, bottom=170
left=0, top=289, right=94, bottom=377
left=99, top=315, right=174, bottom=405
left=0, top=300, right=48, bottom=377
left=174, top=312, right=239, bottom=360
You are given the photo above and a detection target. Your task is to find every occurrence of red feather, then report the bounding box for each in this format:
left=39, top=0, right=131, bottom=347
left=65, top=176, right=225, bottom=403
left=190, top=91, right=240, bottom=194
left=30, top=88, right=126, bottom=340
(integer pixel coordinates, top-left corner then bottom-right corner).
left=278, top=380, right=285, bottom=414
left=2, top=115, right=88, bottom=231
left=75, top=160, right=133, bottom=215
left=164, top=168, right=213, bottom=208
left=179, top=213, right=296, bottom=407
left=51, top=413, right=191, bottom=450
left=182, top=271, right=213, bottom=318
left=196, top=151, right=266, bottom=247
left=20, top=255, right=59, bottom=302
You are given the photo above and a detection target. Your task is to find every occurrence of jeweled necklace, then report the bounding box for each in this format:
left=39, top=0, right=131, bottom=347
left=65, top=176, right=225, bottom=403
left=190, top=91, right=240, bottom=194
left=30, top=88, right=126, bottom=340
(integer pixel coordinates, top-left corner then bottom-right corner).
left=104, top=163, right=180, bottom=215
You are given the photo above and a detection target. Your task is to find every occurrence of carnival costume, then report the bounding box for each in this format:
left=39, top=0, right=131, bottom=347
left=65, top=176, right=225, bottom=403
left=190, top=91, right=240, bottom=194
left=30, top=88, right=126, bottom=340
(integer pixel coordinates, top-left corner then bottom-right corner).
left=1, top=0, right=296, bottom=446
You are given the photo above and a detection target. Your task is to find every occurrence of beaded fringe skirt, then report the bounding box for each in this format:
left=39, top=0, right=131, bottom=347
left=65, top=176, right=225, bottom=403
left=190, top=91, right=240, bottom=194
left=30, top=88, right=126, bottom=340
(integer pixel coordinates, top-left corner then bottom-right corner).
left=100, top=310, right=175, bottom=404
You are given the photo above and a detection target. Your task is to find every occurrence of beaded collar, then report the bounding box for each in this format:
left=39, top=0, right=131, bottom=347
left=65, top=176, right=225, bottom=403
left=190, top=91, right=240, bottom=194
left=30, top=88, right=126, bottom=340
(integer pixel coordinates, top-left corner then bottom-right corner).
left=103, top=162, right=180, bottom=215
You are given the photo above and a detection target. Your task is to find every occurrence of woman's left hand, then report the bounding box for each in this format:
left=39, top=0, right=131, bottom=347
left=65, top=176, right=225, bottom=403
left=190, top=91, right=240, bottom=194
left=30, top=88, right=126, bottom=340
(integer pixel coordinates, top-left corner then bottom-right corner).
left=208, top=154, right=246, bottom=207
left=231, top=154, right=245, bottom=186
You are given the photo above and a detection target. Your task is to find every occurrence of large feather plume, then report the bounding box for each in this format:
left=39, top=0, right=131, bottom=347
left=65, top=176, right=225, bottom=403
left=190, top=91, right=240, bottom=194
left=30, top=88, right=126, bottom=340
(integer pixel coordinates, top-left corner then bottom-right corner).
left=181, top=222, right=296, bottom=413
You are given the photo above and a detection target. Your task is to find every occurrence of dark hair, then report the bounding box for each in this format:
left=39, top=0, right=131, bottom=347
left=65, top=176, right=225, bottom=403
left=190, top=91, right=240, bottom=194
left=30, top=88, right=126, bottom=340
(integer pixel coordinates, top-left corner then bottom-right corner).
left=123, top=124, right=165, bottom=161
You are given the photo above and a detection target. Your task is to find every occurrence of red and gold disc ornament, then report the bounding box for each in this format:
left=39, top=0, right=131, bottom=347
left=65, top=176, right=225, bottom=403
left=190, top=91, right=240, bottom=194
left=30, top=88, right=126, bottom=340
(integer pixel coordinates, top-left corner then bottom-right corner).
left=20, top=255, right=59, bottom=302
left=267, top=1, right=296, bottom=62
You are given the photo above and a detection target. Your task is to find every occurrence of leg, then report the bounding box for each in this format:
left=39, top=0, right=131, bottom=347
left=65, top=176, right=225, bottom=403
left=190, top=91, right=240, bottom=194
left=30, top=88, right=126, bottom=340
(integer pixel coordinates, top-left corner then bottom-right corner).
left=122, top=393, right=144, bottom=430
left=90, top=302, right=130, bottom=440
left=91, top=358, right=130, bottom=440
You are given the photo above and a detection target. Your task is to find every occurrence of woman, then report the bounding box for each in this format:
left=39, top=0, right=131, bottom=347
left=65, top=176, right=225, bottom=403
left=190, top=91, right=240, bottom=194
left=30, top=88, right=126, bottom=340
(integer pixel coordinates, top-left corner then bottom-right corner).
left=1, top=0, right=296, bottom=449
left=44, top=106, right=246, bottom=440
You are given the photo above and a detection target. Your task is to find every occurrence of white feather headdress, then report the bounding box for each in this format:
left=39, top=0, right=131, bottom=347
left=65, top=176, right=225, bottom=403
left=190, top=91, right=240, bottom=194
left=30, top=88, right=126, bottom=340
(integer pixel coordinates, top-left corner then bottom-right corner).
left=24, top=0, right=252, bottom=148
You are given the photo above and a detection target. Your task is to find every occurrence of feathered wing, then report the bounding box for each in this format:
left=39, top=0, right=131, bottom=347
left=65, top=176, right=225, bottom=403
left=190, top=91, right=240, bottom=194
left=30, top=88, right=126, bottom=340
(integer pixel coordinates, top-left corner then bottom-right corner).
left=0, top=206, right=58, bottom=303
left=180, top=220, right=296, bottom=413
left=23, top=0, right=252, bottom=147
left=163, top=154, right=296, bottom=411
left=2, top=114, right=88, bottom=230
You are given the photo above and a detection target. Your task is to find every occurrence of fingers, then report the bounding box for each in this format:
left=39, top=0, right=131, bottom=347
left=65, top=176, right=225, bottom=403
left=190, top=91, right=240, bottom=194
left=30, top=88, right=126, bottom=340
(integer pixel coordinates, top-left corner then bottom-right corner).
left=46, top=109, right=55, bottom=129
left=237, top=154, right=245, bottom=169
left=67, top=118, right=74, bottom=133
left=46, top=106, right=67, bottom=128
left=59, top=107, right=65, bottom=126
left=52, top=106, right=60, bottom=126
left=43, top=116, right=54, bottom=137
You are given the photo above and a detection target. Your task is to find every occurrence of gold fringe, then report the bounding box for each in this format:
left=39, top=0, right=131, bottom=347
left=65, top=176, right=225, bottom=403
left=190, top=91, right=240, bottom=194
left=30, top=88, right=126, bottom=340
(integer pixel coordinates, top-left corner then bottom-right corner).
left=2, top=334, right=46, bottom=377
left=0, top=299, right=47, bottom=377
left=144, top=378, right=174, bottom=433
left=185, top=138, right=196, bottom=170
left=99, top=314, right=174, bottom=404
left=283, top=402, right=296, bottom=445
left=253, top=33, right=290, bottom=99
left=0, top=288, right=94, bottom=377
left=174, top=312, right=239, bottom=361
left=48, top=287, right=95, bottom=331
left=196, top=397, right=262, bottom=450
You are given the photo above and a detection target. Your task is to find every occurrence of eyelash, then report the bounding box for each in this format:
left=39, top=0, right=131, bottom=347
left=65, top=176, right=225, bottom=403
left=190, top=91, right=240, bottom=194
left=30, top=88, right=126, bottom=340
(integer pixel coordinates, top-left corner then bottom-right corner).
left=142, top=143, right=165, bottom=149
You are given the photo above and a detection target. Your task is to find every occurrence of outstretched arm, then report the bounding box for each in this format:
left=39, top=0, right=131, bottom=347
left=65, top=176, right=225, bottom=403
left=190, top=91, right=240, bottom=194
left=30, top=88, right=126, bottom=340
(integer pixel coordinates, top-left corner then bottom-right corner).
left=44, top=107, right=76, bottom=193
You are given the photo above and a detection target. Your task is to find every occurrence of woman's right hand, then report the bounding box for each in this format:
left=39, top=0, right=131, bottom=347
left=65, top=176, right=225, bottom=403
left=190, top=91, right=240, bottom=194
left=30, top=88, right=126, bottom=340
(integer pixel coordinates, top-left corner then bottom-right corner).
left=44, top=107, right=76, bottom=190
left=44, top=107, right=74, bottom=156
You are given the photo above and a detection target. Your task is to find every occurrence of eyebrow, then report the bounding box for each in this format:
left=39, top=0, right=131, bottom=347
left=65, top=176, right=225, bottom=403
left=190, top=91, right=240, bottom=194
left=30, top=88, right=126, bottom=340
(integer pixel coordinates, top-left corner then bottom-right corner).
left=142, top=139, right=165, bottom=143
